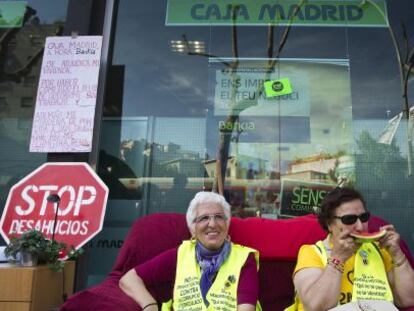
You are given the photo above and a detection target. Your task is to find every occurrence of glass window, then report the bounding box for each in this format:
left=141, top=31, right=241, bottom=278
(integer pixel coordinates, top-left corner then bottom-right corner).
left=92, top=0, right=414, bottom=287
left=20, top=97, right=33, bottom=107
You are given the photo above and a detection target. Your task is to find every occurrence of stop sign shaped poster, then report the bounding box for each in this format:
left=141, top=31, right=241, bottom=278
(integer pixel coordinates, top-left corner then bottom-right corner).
left=0, top=162, right=108, bottom=249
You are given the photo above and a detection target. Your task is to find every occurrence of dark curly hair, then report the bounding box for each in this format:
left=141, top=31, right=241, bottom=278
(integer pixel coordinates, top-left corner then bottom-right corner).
left=318, top=187, right=366, bottom=231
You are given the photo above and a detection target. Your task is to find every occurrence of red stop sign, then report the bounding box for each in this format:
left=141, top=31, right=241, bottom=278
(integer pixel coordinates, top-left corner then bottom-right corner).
left=0, top=162, right=108, bottom=250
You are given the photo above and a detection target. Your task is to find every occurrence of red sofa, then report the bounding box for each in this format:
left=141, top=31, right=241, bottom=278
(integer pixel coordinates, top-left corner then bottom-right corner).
left=61, top=213, right=414, bottom=311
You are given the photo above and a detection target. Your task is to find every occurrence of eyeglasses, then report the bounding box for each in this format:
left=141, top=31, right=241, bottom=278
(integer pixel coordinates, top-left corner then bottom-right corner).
left=333, top=212, right=370, bottom=225
left=194, top=213, right=226, bottom=224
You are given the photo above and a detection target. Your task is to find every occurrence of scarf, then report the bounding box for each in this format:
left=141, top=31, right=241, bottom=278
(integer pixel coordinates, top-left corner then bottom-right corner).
left=195, top=240, right=231, bottom=306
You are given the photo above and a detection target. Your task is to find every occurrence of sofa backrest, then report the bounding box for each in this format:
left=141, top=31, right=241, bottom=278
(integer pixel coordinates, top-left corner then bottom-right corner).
left=111, top=213, right=328, bottom=272
left=229, top=215, right=326, bottom=260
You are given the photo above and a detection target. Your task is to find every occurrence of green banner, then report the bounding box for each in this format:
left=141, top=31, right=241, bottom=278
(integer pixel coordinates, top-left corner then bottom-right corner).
left=166, top=0, right=388, bottom=27
left=279, top=179, right=336, bottom=217
left=0, top=1, right=26, bottom=28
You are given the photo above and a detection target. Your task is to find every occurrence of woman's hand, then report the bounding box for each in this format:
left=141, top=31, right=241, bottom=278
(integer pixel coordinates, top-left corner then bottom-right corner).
left=330, top=228, right=361, bottom=263
left=379, top=224, right=404, bottom=260
left=379, top=224, right=414, bottom=307
left=119, top=269, right=158, bottom=310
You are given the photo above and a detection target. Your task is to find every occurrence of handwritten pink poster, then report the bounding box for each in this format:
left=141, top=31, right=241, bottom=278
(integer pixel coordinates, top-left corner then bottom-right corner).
left=30, top=36, right=103, bottom=152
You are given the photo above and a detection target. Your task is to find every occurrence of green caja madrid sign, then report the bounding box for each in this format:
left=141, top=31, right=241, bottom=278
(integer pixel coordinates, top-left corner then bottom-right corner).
left=0, top=1, right=26, bottom=28
left=166, top=0, right=388, bottom=27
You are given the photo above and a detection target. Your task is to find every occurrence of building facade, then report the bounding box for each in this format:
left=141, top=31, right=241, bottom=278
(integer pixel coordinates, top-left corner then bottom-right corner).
left=1, top=0, right=414, bottom=290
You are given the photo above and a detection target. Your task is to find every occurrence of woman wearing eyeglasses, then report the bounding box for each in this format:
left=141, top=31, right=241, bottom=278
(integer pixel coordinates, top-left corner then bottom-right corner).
left=119, top=191, right=261, bottom=311
left=289, top=187, right=414, bottom=311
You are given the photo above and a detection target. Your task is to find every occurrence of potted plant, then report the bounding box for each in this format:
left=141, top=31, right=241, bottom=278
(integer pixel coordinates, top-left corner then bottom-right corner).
left=4, top=229, right=81, bottom=271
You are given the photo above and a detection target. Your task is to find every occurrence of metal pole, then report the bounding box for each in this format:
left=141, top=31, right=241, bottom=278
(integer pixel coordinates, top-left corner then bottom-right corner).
left=46, top=194, right=61, bottom=241
left=51, top=201, right=60, bottom=241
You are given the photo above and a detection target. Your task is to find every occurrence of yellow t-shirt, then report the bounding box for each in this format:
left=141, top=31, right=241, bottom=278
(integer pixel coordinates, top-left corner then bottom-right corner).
left=293, top=243, right=393, bottom=306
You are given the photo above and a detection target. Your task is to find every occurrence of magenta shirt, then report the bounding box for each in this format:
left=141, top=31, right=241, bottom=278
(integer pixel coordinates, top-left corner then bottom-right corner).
left=135, top=247, right=259, bottom=306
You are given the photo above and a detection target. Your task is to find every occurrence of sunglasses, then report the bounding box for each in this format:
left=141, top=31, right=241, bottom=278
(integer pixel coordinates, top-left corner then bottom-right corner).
left=333, top=212, right=370, bottom=225
left=194, top=213, right=226, bottom=224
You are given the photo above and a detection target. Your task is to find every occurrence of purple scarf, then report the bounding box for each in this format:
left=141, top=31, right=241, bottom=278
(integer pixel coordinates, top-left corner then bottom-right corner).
left=195, top=240, right=231, bottom=306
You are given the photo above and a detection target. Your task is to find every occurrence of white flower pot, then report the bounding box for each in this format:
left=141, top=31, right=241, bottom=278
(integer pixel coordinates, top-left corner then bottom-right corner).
left=20, top=251, right=38, bottom=267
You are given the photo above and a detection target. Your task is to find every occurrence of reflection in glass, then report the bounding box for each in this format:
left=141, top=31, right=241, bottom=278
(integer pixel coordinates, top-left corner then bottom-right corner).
left=0, top=1, right=67, bottom=243
left=91, top=0, right=414, bottom=289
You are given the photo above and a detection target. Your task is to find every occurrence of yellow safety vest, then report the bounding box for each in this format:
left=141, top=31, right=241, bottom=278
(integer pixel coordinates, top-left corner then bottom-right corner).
left=285, top=240, right=393, bottom=311
left=162, top=240, right=261, bottom=311
left=314, top=240, right=393, bottom=303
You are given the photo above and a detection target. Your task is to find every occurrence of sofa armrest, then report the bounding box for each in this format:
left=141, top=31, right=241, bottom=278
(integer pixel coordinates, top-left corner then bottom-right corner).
left=112, top=213, right=190, bottom=273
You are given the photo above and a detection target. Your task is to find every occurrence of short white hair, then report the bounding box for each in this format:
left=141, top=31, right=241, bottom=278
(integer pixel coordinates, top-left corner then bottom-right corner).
left=186, top=191, right=231, bottom=234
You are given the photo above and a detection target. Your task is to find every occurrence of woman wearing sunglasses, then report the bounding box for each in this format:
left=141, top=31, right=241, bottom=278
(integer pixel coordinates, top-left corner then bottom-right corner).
left=289, top=187, right=414, bottom=311
left=119, top=191, right=261, bottom=311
